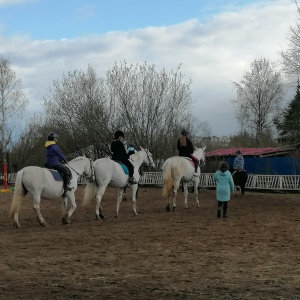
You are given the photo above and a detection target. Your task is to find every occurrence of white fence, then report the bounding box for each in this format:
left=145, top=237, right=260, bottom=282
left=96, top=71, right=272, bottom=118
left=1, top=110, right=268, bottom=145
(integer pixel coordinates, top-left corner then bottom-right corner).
left=8, top=172, right=300, bottom=191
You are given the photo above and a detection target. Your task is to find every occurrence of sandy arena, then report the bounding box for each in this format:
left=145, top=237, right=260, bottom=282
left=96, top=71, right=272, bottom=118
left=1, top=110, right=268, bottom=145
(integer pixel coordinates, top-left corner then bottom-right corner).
left=1, top=186, right=300, bottom=299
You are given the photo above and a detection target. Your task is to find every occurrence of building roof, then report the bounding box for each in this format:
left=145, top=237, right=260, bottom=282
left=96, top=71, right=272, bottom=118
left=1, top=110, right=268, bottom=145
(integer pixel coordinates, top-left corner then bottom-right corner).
left=206, top=146, right=297, bottom=158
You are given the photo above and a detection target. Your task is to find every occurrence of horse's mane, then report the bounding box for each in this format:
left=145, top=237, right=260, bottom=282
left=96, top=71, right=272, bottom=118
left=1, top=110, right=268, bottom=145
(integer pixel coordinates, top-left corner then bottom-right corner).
left=70, top=156, right=86, bottom=162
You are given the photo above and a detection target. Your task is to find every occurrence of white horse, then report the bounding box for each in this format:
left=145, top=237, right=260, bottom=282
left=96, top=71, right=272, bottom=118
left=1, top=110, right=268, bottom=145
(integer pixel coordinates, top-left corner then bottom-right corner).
left=82, top=148, right=155, bottom=219
left=162, top=146, right=206, bottom=211
left=9, top=156, right=93, bottom=228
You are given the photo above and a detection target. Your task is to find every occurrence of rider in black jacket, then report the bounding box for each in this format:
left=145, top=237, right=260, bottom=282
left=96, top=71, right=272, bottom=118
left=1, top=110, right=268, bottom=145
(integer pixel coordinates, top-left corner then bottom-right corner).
left=177, top=129, right=199, bottom=174
left=111, top=130, right=137, bottom=185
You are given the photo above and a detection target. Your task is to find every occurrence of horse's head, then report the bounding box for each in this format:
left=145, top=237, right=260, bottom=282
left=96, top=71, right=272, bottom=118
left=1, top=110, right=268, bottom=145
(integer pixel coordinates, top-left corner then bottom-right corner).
left=140, top=147, right=155, bottom=169
left=193, top=146, right=206, bottom=165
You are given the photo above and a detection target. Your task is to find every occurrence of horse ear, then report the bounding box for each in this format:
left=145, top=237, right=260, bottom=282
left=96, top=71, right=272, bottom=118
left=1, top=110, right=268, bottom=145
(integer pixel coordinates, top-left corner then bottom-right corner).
left=140, top=146, right=144, bottom=150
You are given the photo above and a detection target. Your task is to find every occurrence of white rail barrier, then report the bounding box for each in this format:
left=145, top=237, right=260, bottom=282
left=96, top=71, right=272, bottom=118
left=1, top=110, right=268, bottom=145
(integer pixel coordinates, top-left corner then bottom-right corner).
left=8, top=172, right=300, bottom=191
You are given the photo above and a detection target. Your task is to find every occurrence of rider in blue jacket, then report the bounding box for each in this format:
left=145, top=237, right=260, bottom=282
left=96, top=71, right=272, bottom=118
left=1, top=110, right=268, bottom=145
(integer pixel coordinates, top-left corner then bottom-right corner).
left=45, top=132, right=71, bottom=194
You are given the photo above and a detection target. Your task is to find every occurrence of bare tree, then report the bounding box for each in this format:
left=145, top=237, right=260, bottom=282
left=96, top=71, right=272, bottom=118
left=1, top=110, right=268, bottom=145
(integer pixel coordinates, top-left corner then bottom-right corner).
left=232, top=57, right=283, bottom=146
left=281, top=1, right=300, bottom=78
left=44, top=62, right=194, bottom=167
left=106, top=61, right=193, bottom=165
left=0, top=56, right=28, bottom=159
left=44, top=64, right=112, bottom=158
left=9, top=114, right=47, bottom=171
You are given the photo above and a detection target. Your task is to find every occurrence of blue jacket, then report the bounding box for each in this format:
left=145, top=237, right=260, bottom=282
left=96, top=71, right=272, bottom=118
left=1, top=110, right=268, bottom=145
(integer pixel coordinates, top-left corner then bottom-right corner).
left=233, top=155, right=244, bottom=170
left=45, top=141, right=68, bottom=166
left=213, top=170, right=234, bottom=201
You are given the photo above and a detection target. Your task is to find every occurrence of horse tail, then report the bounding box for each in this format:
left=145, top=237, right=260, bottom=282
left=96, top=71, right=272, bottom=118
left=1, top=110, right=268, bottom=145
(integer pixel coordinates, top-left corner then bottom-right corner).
left=9, top=170, right=27, bottom=220
left=82, top=182, right=95, bottom=206
left=162, top=160, right=173, bottom=198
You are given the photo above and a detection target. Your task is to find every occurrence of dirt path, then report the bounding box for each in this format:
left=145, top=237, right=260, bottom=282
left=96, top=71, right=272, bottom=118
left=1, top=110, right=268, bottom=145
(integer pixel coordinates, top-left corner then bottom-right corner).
left=1, top=186, right=300, bottom=299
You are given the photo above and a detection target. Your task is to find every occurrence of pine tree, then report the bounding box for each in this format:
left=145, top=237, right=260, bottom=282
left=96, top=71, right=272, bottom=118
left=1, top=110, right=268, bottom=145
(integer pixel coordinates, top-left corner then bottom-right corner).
left=274, top=81, right=300, bottom=144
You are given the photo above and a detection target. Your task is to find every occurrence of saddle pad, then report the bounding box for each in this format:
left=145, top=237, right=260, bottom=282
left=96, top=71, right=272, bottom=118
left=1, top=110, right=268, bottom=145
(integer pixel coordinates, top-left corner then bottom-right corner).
left=183, top=157, right=195, bottom=167
left=120, top=163, right=129, bottom=175
left=113, top=161, right=129, bottom=175
left=48, top=169, right=63, bottom=181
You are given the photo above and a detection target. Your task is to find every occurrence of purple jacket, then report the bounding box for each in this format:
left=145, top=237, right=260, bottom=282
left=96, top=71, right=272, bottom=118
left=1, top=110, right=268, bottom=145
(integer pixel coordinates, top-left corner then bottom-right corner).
left=45, top=142, right=67, bottom=166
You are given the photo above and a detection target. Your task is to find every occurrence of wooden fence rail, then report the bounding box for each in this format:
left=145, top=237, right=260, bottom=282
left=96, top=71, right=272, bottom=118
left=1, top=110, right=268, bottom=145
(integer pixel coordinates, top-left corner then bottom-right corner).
left=8, top=172, right=300, bottom=191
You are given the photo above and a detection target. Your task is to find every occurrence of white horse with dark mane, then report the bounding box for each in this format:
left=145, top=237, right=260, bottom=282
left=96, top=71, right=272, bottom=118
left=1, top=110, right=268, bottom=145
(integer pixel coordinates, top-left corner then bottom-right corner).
left=9, top=156, right=93, bottom=228
left=82, top=148, right=155, bottom=219
left=162, top=146, right=206, bottom=211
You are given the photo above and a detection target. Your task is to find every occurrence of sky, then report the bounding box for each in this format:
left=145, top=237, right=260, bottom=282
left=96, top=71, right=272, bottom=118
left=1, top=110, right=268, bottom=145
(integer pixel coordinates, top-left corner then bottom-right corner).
left=0, top=0, right=298, bottom=136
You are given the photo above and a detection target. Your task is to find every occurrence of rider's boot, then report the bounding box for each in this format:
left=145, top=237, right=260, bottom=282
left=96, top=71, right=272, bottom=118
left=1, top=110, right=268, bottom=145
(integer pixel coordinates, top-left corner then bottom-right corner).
left=63, top=177, right=72, bottom=195
left=194, top=162, right=199, bottom=176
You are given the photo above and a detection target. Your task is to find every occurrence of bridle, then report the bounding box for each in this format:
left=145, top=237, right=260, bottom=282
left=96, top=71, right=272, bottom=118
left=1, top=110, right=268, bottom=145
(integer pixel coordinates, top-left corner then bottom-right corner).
left=143, top=149, right=154, bottom=169
left=67, top=158, right=94, bottom=182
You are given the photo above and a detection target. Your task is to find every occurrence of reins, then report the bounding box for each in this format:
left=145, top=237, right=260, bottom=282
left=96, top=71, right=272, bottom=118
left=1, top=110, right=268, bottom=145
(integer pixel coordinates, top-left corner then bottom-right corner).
left=67, top=158, right=95, bottom=182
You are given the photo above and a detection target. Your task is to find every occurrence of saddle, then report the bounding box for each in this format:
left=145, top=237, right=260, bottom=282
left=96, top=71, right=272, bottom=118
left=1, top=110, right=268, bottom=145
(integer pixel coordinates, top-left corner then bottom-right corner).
left=44, top=163, right=72, bottom=182
left=112, top=160, right=129, bottom=175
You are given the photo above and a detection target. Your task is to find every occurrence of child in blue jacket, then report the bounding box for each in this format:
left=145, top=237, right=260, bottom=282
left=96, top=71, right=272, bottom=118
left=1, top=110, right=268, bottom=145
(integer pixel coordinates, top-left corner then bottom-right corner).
left=213, top=161, right=234, bottom=218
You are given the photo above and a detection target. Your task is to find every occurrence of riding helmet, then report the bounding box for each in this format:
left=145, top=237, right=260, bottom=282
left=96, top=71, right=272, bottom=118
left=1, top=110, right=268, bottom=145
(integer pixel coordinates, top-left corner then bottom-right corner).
left=47, top=132, right=58, bottom=141
left=114, top=130, right=125, bottom=138
left=236, top=150, right=242, bottom=155
left=181, top=129, right=189, bottom=136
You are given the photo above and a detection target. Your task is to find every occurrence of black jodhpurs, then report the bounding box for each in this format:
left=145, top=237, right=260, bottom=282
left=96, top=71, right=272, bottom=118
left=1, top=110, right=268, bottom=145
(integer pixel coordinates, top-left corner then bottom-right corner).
left=53, top=164, right=71, bottom=186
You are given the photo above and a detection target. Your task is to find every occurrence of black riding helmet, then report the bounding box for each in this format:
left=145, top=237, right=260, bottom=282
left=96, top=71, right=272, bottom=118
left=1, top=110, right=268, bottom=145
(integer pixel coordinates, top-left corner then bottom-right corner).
left=181, top=129, right=189, bottom=136
left=48, top=132, right=58, bottom=141
left=114, top=130, right=125, bottom=139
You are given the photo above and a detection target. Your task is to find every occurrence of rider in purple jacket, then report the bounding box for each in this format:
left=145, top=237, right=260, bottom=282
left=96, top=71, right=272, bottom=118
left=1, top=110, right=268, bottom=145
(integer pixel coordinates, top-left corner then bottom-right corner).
left=45, top=132, right=71, bottom=194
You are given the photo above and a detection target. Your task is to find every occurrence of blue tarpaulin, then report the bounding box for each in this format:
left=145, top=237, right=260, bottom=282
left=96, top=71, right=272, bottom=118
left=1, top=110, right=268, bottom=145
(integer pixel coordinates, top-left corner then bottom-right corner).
left=226, top=157, right=300, bottom=175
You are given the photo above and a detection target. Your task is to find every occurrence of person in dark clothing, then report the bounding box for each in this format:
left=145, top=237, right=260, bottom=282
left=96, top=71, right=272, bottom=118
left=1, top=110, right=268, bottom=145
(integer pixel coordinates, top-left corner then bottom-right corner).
left=177, top=129, right=199, bottom=174
left=45, top=132, right=72, bottom=194
left=111, top=130, right=137, bottom=185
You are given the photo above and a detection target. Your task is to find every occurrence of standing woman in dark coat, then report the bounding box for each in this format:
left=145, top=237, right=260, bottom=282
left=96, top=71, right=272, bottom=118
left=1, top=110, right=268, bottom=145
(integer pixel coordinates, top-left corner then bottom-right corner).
left=177, top=129, right=199, bottom=174
left=111, top=130, right=137, bottom=184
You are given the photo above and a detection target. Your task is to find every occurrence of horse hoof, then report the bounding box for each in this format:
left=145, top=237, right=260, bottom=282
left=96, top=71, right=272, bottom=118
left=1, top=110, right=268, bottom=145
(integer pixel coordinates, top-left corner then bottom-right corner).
left=40, top=222, right=48, bottom=227
left=114, top=215, right=118, bottom=219
left=13, top=222, right=20, bottom=229
left=99, top=213, right=105, bottom=219
left=172, top=206, right=176, bottom=211
left=166, top=205, right=170, bottom=211
left=62, top=217, right=70, bottom=225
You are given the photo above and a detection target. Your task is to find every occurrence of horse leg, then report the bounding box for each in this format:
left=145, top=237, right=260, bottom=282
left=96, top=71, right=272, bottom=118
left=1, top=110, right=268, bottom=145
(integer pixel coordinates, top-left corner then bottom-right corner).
left=172, top=180, right=180, bottom=211
left=123, top=186, right=127, bottom=201
left=131, top=185, right=138, bottom=216
left=193, top=177, right=200, bottom=207
left=61, top=196, right=68, bottom=223
left=62, top=194, right=77, bottom=225
left=183, top=182, right=189, bottom=209
left=95, top=187, right=106, bottom=220
left=115, top=188, right=125, bottom=218
left=32, top=194, right=47, bottom=227
left=241, top=185, right=246, bottom=195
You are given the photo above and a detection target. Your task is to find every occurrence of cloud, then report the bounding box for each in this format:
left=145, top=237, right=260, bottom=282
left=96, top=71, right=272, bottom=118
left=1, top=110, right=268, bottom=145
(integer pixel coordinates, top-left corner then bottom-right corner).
left=0, top=0, right=296, bottom=135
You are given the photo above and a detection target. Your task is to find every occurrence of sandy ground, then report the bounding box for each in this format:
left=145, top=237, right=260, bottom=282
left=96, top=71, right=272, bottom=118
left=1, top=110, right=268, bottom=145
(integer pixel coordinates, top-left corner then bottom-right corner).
left=1, top=185, right=300, bottom=300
